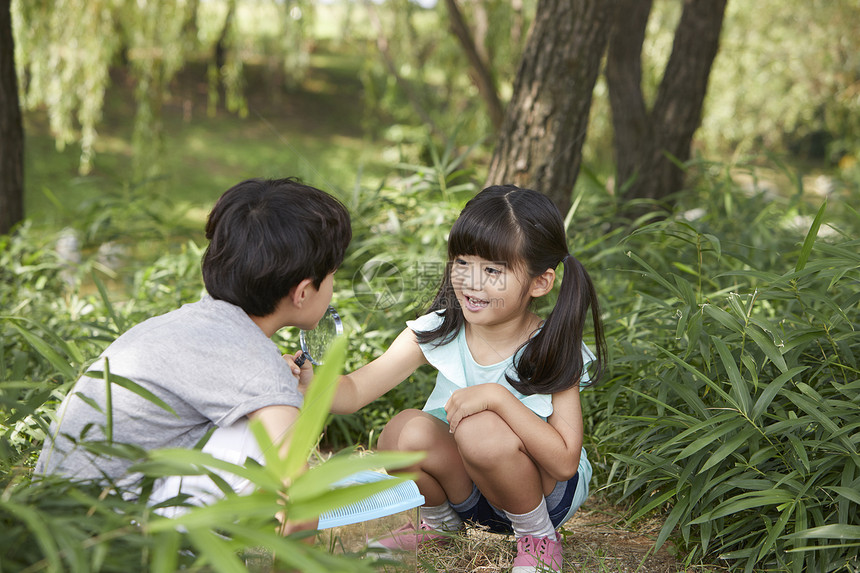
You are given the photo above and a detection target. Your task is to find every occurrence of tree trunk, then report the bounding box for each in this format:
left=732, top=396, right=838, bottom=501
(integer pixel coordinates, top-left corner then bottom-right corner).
left=0, top=0, right=24, bottom=236
left=608, top=0, right=727, bottom=219
left=485, top=0, right=617, bottom=214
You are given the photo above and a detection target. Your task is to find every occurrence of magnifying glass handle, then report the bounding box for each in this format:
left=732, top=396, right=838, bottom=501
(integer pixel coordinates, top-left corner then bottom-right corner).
left=294, top=352, right=311, bottom=368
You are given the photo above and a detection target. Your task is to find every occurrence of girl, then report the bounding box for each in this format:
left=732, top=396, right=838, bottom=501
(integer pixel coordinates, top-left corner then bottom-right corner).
left=300, top=185, right=605, bottom=573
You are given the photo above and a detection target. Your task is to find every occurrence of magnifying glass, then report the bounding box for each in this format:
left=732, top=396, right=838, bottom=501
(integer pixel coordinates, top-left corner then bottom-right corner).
left=294, top=306, right=343, bottom=367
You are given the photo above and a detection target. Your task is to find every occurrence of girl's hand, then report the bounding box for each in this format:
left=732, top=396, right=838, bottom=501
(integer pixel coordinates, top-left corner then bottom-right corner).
left=445, top=385, right=505, bottom=433
left=285, top=351, right=314, bottom=394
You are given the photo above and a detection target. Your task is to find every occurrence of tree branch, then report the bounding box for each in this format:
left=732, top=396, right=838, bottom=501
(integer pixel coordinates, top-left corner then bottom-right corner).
left=443, top=0, right=505, bottom=131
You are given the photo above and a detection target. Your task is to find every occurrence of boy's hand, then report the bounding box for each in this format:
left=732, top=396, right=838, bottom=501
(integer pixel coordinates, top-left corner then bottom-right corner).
left=285, top=351, right=314, bottom=393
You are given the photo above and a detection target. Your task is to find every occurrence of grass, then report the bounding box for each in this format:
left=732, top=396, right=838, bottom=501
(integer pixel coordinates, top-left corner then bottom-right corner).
left=314, top=495, right=725, bottom=573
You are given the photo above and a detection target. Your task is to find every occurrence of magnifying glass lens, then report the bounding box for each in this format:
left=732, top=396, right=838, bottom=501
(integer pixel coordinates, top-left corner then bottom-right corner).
left=297, top=306, right=343, bottom=366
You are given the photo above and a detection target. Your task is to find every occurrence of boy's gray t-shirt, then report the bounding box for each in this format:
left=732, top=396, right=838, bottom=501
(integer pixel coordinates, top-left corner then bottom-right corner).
left=35, top=295, right=303, bottom=491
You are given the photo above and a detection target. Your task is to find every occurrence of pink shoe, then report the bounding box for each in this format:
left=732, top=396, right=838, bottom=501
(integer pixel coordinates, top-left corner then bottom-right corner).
left=367, top=521, right=452, bottom=552
left=511, top=533, right=563, bottom=572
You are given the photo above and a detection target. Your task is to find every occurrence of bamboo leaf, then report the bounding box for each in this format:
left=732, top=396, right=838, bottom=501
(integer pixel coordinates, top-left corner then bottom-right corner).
left=282, top=336, right=348, bottom=479
left=626, top=251, right=684, bottom=298
left=784, top=524, right=860, bottom=540
left=795, top=200, right=826, bottom=272
left=713, top=337, right=751, bottom=415
left=186, top=528, right=247, bottom=573
left=702, top=304, right=744, bottom=334
left=745, top=325, right=788, bottom=373
left=751, top=366, right=807, bottom=420
left=691, top=489, right=794, bottom=523
left=825, top=486, right=860, bottom=507
left=85, top=370, right=177, bottom=416
left=289, top=450, right=423, bottom=502
left=8, top=322, right=77, bottom=381
left=674, top=416, right=746, bottom=462
left=0, top=500, right=63, bottom=573
left=700, top=426, right=758, bottom=473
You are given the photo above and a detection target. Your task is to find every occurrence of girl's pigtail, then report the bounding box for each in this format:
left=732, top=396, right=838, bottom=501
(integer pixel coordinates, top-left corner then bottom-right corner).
left=511, top=254, right=606, bottom=395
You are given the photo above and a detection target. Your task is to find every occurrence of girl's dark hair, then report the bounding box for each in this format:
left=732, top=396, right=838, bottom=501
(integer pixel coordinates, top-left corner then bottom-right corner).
left=418, top=185, right=605, bottom=395
left=202, top=177, right=351, bottom=317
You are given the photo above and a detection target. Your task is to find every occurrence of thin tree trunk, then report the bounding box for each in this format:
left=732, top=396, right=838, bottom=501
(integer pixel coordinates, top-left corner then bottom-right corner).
left=608, top=0, right=727, bottom=218
left=443, top=0, right=504, bottom=131
left=606, top=0, right=651, bottom=196
left=364, top=0, right=442, bottom=136
left=486, top=0, right=617, bottom=214
left=510, top=0, right=524, bottom=48
left=0, top=0, right=24, bottom=235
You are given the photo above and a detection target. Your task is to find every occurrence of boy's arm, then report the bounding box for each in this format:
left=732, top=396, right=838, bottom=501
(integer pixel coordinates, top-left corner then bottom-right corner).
left=247, top=404, right=300, bottom=458
left=297, top=327, right=427, bottom=415
left=246, top=404, right=319, bottom=538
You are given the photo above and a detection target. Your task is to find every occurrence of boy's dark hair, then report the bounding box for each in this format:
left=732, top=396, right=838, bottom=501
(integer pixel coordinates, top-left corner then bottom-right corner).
left=202, top=178, right=351, bottom=317
left=418, top=184, right=606, bottom=395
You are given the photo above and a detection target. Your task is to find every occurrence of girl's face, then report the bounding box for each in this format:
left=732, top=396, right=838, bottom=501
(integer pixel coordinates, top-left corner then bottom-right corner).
left=450, top=255, right=533, bottom=325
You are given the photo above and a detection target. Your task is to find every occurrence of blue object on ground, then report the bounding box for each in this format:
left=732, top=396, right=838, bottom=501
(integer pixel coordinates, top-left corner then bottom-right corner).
left=317, top=470, right=425, bottom=529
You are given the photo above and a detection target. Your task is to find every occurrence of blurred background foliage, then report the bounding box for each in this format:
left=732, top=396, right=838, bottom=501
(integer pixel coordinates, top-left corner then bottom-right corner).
left=3, top=0, right=860, bottom=571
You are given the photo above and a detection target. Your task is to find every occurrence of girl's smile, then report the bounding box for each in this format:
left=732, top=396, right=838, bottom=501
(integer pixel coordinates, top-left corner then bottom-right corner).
left=451, top=255, right=531, bottom=323
left=463, top=293, right=490, bottom=311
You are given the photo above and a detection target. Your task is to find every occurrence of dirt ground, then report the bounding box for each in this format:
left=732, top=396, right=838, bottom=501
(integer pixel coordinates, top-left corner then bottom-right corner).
left=318, top=496, right=706, bottom=573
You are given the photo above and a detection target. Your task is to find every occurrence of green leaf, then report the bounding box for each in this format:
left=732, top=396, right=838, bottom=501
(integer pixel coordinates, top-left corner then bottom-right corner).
left=146, top=494, right=279, bottom=533
left=713, top=337, right=751, bottom=415
left=91, top=271, right=126, bottom=333
left=751, top=366, right=807, bottom=420
left=282, top=336, right=349, bottom=479
left=691, top=489, right=794, bottom=523
left=149, top=530, right=181, bottom=573
left=784, top=524, right=860, bottom=540
left=186, top=527, right=247, bottom=573
left=8, top=322, right=77, bottom=381
left=628, top=488, right=677, bottom=522
left=85, top=370, right=177, bottom=417
left=824, top=486, right=860, bottom=507
left=702, top=304, right=743, bottom=334
left=289, top=450, right=423, bottom=502
left=674, top=415, right=746, bottom=462
left=626, top=251, right=683, bottom=299
left=0, top=500, right=63, bottom=573
left=745, top=325, right=788, bottom=374
left=135, top=448, right=282, bottom=492
left=795, top=200, right=826, bottom=272
left=700, top=426, right=758, bottom=473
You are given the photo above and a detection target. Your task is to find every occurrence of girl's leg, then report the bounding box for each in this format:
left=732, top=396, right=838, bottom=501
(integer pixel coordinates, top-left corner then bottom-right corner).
left=370, top=410, right=469, bottom=548
left=452, top=409, right=552, bottom=514
left=377, top=409, right=473, bottom=506
left=454, top=411, right=563, bottom=571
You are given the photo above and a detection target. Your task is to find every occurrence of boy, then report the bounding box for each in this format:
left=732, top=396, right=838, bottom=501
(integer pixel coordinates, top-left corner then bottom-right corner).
left=35, top=177, right=351, bottom=518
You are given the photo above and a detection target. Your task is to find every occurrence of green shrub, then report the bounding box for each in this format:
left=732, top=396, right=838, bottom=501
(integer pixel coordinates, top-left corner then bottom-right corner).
left=596, top=172, right=860, bottom=571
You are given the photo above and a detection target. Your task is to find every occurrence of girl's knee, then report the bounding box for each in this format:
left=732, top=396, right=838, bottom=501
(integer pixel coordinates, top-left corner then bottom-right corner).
left=378, top=409, right=448, bottom=452
left=454, top=411, right=522, bottom=464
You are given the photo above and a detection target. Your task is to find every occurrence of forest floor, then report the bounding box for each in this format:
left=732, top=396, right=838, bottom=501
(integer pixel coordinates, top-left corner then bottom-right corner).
left=315, top=495, right=721, bottom=572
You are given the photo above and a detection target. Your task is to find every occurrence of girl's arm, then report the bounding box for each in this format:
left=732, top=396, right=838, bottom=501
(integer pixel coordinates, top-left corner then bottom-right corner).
left=313, top=327, right=428, bottom=415
left=445, top=384, right=583, bottom=482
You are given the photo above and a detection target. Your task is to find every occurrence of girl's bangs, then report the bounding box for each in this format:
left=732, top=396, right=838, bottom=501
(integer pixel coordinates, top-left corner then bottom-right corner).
left=447, top=209, right=521, bottom=267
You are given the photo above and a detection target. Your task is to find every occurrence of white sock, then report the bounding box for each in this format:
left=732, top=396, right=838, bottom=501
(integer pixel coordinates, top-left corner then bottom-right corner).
left=504, top=498, right=555, bottom=539
left=419, top=502, right=464, bottom=531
